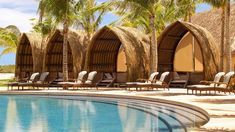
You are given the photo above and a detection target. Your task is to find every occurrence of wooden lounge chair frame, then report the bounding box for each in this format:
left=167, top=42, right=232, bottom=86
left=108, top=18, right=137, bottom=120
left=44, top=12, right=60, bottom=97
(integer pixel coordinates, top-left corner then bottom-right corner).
left=126, top=72, right=159, bottom=90
left=135, top=72, right=170, bottom=91
left=189, top=72, right=234, bottom=95
left=8, top=72, right=40, bottom=90
left=187, top=72, right=225, bottom=95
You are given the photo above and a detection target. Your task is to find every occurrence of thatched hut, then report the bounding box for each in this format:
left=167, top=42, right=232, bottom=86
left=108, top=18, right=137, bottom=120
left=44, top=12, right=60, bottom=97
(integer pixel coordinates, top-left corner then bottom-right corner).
left=191, top=4, right=235, bottom=69
left=158, top=21, right=219, bottom=80
left=15, top=33, right=43, bottom=79
left=44, top=30, right=87, bottom=79
left=86, top=26, right=150, bottom=82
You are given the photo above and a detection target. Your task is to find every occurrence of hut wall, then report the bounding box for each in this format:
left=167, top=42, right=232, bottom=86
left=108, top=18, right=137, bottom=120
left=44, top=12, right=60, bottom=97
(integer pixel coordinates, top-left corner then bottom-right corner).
left=117, top=46, right=127, bottom=72
left=87, top=26, right=150, bottom=81
left=158, top=21, right=219, bottom=80
left=174, top=32, right=203, bottom=72
left=15, top=33, right=42, bottom=79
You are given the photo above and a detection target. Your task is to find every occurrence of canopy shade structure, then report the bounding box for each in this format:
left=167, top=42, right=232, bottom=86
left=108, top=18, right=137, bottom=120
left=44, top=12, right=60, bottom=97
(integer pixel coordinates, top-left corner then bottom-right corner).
left=15, top=33, right=42, bottom=79
left=86, top=26, right=150, bottom=81
left=44, top=30, right=87, bottom=79
left=158, top=21, right=219, bottom=80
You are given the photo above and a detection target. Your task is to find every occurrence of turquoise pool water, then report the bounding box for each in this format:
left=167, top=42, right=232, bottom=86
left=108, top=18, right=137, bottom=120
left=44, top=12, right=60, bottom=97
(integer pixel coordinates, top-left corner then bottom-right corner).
left=0, top=95, right=208, bottom=132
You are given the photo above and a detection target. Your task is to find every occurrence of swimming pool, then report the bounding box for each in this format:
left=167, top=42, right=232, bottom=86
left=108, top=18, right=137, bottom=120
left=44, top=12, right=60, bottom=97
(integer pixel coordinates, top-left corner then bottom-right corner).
left=0, top=95, right=209, bottom=132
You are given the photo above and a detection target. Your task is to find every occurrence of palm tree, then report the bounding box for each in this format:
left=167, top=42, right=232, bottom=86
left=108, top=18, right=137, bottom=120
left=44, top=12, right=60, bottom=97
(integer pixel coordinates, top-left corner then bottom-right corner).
left=176, top=0, right=199, bottom=22
left=38, top=0, right=77, bottom=82
left=0, top=25, right=20, bottom=56
left=225, top=0, right=231, bottom=72
left=115, top=0, right=168, bottom=73
left=204, top=0, right=230, bottom=72
left=74, top=0, right=113, bottom=44
left=114, top=1, right=180, bottom=35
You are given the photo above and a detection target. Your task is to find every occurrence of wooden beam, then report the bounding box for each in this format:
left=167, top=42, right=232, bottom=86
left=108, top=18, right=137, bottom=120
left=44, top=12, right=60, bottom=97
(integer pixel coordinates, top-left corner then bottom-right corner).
left=19, top=54, right=32, bottom=56
left=158, top=63, right=173, bottom=65
left=97, top=38, right=118, bottom=41
left=159, top=49, right=174, bottom=53
left=167, top=35, right=181, bottom=39
left=93, top=51, right=117, bottom=53
left=91, top=63, right=115, bottom=66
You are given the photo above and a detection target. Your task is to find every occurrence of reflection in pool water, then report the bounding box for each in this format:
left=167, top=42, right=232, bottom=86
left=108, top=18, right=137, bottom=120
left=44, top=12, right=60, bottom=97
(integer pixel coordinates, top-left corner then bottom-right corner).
left=0, top=95, right=209, bottom=132
left=0, top=96, right=163, bottom=132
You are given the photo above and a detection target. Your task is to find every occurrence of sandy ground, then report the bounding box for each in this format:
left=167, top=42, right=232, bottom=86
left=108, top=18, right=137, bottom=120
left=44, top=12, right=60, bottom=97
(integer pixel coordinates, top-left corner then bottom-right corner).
left=0, top=73, right=14, bottom=80
left=0, top=87, right=235, bottom=131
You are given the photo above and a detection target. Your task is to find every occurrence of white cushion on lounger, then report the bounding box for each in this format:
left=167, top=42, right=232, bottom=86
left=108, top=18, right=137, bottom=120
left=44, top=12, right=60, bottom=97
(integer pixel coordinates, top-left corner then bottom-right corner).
left=155, top=81, right=162, bottom=85
left=188, top=85, right=213, bottom=88
left=136, top=82, right=151, bottom=86
left=126, top=82, right=138, bottom=85
left=85, top=80, right=92, bottom=84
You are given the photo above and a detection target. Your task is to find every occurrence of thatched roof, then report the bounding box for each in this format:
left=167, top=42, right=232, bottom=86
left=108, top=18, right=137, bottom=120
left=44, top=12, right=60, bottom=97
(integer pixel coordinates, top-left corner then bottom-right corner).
left=15, top=33, right=42, bottom=78
left=87, top=26, right=150, bottom=81
left=158, top=21, right=219, bottom=80
left=191, top=4, right=235, bottom=52
left=44, top=29, right=88, bottom=78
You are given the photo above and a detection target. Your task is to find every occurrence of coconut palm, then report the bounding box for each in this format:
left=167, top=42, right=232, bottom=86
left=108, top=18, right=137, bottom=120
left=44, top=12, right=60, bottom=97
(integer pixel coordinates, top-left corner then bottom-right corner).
left=114, top=1, right=180, bottom=35
left=74, top=0, right=113, bottom=42
left=204, top=0, right=231, bottom=71
left=38, top=0, right=77, bottom=82
left=114, top=0, right=171, bottom=73
left=225, top=0, right=231, bottom=72
left=0, top=25, right=20, bottom=56
left=176, top=0, right=200, bottom=22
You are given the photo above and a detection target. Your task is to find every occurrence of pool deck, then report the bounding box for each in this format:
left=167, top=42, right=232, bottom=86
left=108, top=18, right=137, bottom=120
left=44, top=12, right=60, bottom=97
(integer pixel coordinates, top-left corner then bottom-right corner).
left=0, top=87, right=235, bottom=132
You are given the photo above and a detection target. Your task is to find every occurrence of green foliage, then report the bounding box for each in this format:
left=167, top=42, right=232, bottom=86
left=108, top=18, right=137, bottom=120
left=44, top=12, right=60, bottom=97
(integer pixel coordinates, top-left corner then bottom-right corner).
left=0, top=65, right=15, bottom=73
left=113, top=0, right=186, bottom=35
left=203, top=0, right=226, bottom=8
left=30, top=17, right=56, bottom=37
left=73, top=0, right=113, bottom=37
left=0, top=25, right=20, bottom=56
left=38, top=0, right=78, bottom=27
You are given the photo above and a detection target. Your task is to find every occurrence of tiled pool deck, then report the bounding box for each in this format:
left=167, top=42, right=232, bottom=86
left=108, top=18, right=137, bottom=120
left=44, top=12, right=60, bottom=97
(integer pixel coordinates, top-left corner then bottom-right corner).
left=0, top=87, right=235, bottom=132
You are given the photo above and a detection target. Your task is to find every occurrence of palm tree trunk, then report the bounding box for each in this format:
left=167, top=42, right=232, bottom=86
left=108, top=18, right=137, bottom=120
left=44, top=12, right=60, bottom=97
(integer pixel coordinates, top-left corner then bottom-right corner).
left=220, top=7, right=225, bottom=71
left=63, top=21, right=69, bottom=82
left=149, top=15, right=158, bottom=73
left=225, top=0, right=231, bottom=72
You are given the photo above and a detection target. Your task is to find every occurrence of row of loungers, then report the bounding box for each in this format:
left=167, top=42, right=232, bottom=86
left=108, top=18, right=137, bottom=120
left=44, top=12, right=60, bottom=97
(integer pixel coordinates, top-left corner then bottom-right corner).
left=8, top=71, right=235, bottom=95
left=8, top=71, right=98, bottom=90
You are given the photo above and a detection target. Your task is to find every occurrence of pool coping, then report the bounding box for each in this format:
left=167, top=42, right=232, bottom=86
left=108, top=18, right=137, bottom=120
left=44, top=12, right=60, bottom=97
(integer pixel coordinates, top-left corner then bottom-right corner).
left=0, top=91, right=210, bottom=126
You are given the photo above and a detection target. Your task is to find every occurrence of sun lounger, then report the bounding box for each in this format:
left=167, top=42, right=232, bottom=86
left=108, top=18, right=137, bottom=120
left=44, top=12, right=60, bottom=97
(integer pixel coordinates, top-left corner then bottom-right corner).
left=33, top=72, right=50, bottom=89
left=72, top=71, right=98, bottom=89
left=8, top=72, right=39, bottom=90
left=58, top=71, right=98, bottom=90
left=126, top=72, right=159, bottom=90
left=57, top=71, right=88, bottom=89
left=135, top=72, right=170, bottom=91
left=187, top=72, right=225, bottom=94
left=213, top=71, right=235, bottom=94
left=187, top=72, right=234, bottom=95
left=169, top=72, right=189, bottom=88
left=97, top=72, right=116, bottom=87
left=18, top=72, right=49, bottom=90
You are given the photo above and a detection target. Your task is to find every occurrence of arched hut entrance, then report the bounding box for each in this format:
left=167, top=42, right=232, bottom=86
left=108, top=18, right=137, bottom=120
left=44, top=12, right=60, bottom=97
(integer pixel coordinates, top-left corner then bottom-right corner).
left=158, top=21, right=219, bottom=81
left=15, top=33, right=42, bottom=79
left=44, top=30, right=87, bottom=80
left=87, top=26, right=150, bottom=82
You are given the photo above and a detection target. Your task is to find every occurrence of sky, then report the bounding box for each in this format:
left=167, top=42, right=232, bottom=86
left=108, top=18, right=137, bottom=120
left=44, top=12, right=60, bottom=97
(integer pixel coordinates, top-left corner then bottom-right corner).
left=0, top=0, right=211, bottom=65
